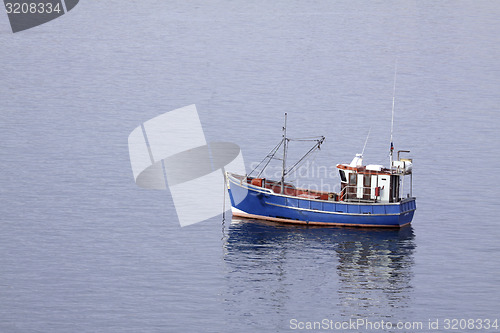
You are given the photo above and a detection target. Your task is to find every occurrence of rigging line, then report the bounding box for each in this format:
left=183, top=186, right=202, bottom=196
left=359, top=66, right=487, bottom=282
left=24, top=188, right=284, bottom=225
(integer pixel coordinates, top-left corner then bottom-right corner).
left=288, top=146, right=320, bottom=180
left=308, top=146, right=320, bottom=166
left=286, top=137, right=325, bottom=176
left=286, top=151, right=321, bottom=189
left=361, top=127, right=371, bottom=156
left=288, top=137, right=325, bottom=142
left=256, top=139, right=285, bottom=178
left=249, top=139, right=283, bottom=176
left=289, top=135, right=324, bottom=139
left=265, top=140, right=284, bottom=160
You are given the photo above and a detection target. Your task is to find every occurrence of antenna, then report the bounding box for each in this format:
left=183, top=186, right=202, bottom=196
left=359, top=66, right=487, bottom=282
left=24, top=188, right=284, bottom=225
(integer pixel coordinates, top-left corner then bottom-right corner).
left=361, top=127, right=371, bottom=157
left=281, top=113, right=287, bottom=194
left=390, top=59, right=398, bottom=168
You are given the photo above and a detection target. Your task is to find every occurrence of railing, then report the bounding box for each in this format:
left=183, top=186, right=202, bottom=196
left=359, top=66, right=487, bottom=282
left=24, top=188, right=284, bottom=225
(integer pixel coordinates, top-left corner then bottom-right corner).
left=340, top=184, right=412, bottom=203
left=340, top=185, right=378, bottom=203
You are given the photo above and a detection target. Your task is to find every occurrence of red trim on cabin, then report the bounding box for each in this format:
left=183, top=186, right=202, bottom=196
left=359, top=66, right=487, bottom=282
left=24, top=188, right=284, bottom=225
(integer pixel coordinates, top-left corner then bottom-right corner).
left=336, top=164, right=391, bottom=175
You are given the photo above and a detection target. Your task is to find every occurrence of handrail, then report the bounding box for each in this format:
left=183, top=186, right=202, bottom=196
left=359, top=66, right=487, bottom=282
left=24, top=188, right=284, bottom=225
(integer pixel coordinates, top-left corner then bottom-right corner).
left=340, top=184, right=412, bottom=203
left=340, top=185, right=378, bottom=203
left=227, top=174, right=275, bottom=194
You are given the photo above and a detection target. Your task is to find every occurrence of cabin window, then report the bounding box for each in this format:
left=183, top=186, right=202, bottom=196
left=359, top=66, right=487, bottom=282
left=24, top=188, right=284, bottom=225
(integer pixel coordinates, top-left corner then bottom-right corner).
left=363, top=174, right=371, bottom=187
left=363, top=174, right=371, bottom=199
left=345, top=172, right=357, bottom=200
left=349, top=173, right=357, bottom=185
left=339, top=170, right=347, bottom=182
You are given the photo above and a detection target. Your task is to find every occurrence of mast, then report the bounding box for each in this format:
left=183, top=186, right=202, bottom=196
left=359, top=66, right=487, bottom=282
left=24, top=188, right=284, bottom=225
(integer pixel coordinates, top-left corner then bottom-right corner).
left=248, top=114, right=323, bottom=180
left=390, top=59, right=398, bottom=170
left=281, top=113, right=287, bottom=194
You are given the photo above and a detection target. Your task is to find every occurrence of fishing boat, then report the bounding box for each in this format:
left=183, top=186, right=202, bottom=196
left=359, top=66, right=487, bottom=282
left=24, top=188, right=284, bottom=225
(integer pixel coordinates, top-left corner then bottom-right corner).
left=226, top=113, right=416, bottom=228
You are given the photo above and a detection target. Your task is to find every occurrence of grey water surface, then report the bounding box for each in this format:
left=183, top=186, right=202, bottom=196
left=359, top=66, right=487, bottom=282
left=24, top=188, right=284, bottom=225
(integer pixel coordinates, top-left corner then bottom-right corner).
left=1, top=1, right=499, bottom=332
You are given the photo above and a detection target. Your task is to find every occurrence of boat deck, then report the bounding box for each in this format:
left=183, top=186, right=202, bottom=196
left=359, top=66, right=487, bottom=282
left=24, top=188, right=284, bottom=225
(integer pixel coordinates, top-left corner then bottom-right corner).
left=230, top=174, right=391, bottom=204
left=234, top=174, right=333, bottom=201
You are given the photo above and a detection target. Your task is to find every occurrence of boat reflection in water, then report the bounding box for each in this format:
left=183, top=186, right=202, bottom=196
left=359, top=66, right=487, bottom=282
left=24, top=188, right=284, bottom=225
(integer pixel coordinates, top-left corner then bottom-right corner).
left=222, top=218, right=416, bottom=329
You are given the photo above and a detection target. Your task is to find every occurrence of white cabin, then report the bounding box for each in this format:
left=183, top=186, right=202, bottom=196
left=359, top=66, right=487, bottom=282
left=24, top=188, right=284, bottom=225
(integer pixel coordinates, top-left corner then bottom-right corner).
left=337, top=153, right=413, bottom=203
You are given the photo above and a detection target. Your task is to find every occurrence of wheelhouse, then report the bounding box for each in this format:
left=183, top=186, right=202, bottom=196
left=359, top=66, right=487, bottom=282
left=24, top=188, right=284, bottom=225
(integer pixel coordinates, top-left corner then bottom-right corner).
left=337, top=152, right=413, bottom=203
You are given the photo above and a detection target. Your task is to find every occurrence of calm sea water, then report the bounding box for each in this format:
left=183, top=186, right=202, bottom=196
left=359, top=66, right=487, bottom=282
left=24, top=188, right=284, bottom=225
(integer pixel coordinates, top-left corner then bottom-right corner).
left=1, top=1, right=499, bottom=332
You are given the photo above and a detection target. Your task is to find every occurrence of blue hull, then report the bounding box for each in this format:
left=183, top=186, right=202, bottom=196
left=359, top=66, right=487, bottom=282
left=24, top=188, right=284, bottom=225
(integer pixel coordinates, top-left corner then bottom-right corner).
left=228, top=176, right=416, bottom=228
